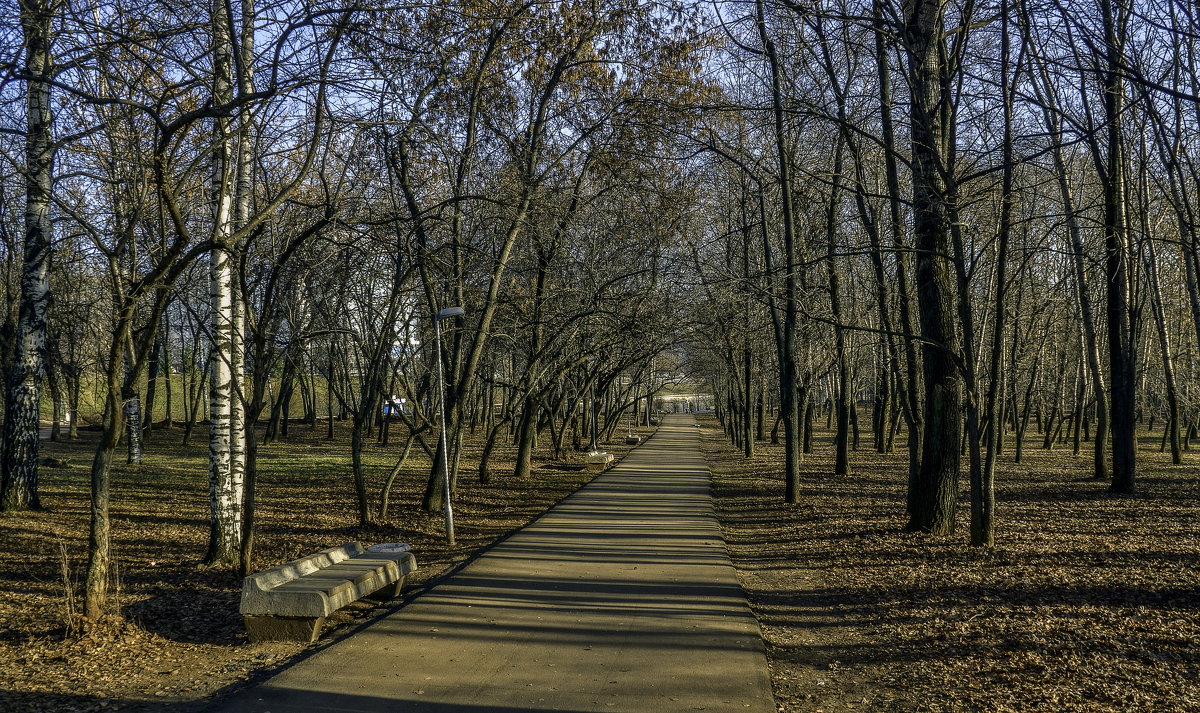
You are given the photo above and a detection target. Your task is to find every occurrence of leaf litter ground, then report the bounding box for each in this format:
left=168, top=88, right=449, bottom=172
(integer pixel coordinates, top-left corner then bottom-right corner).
left=3, top=416, right=1196, bottom=712
left=700, top=415, right=1199, bottom=713
left=0, top=421, right=656, bottom=712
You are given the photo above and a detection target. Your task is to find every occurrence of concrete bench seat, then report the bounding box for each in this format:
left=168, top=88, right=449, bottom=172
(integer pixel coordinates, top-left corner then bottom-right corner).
left=240, top=541, right=417, bottom=643
left=585, top=451, right=615, bottom=472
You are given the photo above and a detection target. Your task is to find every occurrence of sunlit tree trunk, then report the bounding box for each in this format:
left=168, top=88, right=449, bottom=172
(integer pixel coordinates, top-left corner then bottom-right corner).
left=205, top=0, right=242, bottom=564
left=124, top=379, right=143, bottom=465
left=235, top=0, right=259, bottom=574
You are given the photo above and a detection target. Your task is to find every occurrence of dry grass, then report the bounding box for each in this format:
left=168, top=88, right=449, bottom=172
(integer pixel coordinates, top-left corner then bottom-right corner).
left=702, top=413, right=1200, bottom=713
left=0, top=419, right=655, bottom=712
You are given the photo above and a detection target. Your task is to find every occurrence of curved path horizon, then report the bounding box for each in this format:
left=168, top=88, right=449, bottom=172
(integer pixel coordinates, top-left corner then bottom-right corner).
left=212, top=414, right=776, bottom=713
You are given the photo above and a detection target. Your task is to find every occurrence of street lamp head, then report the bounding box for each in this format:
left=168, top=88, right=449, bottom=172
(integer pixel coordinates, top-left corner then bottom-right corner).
left=436, top=306, right=466, bottom=321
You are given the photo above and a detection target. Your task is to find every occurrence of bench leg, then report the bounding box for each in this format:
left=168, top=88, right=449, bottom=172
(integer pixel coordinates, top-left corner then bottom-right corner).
left=243, top=615, right=326, bottom=643
left=363, top=575, right=406, bottom=603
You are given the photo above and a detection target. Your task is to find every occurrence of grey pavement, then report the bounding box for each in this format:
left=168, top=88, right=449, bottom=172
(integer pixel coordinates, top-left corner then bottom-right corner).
left=212, top=414, right=776, bottom=713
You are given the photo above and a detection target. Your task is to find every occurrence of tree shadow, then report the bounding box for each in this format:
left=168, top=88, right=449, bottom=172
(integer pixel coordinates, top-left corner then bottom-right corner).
left=123, top=588, right=243, bottom=645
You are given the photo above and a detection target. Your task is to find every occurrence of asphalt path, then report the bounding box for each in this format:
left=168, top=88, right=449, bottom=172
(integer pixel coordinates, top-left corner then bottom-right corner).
left=213, top=414, right=776, bottom=713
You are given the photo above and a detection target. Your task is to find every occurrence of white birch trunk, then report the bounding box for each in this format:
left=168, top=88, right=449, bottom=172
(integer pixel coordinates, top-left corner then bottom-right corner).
left=229, top=267, right=245, bottom=519
left=229, top=2, right=254, bottom=516
left=1, top=0, right=54, bottom=512
left=208, top=245, right=240, bottom=563
left=206, top=0, right=242, bottom=564
left=124, top=389, right=143, bottom=464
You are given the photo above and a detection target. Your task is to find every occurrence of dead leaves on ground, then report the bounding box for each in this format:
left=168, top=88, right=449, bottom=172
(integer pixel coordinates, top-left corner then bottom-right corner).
left=702, top=417, right=1200, bottom=713
left=0, top=423, right=652, bottom=712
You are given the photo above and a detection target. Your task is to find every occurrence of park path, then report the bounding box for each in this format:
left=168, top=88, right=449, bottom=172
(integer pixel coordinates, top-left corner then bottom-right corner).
left=213, top=414, right=776, bottom=713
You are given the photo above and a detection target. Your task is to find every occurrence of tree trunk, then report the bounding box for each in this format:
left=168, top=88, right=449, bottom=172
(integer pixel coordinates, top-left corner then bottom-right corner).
left=48, top=365, right=62, bottom=442
left=903, top=0, right=961, bottom=535
left=875, top=0, right=923, bottom=498
left=142, top=332, right=162, bottom=439
left=182, top=356, right=207, bottom=446
left=826, top=138, right=850, bottom=475
left=1146, top=236, right=1182, bottom=464
left=1100, top=0, right=1136, bottom=494
left=380, top=431, right=419, bottom=520
left=84, top=392, right=121, bottom=620
left=124, top=386, right=143, bottom=464
left=205, top=241, right=242, bottom=563
left=204, top=0, right=243, bottom=564
left=756, top=386, right=766, bottom=441
left=162, top=328, right=174, bottom=429
left=68, top=376, right=80, bottom=439
left=756, top=0, right=803, bottom=503
left=1, top=0, right=54, bottom=512
left=350, top=412, right=372, bottom=527
left=513, top=395, right=538, bottom=479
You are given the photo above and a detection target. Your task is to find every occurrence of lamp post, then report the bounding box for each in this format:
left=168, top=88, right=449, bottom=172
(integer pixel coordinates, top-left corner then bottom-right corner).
left=589, top=368, right=599, bottom=452
left=434, top=305, right=465, bottom=545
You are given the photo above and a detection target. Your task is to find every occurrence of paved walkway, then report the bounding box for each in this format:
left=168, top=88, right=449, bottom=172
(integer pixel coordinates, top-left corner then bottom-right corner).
left=214, top=415, right=775, bottom=713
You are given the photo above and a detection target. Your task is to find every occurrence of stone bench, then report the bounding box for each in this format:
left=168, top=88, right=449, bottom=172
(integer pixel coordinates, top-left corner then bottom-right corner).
left=585, top=450, right=615, bottom=472
left=240, top=541, right=417, bottom=643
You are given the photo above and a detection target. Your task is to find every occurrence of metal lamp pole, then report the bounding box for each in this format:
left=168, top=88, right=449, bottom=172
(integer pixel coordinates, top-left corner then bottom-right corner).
left=589, top=368, right=598, bottom=452
left=434, top=306, right=465, bottom=545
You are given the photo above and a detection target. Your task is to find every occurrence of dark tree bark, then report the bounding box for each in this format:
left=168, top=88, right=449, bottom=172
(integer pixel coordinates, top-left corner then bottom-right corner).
left=972, top=0, right=1014, bottom=546
left=756, top=0, right=803, bottom=503
left=1099, top=0, right=1136, bottom=494
left=874, top=0, right=923, bottom=498
left=142, top=330, right=162, bottom=439
left=902, top=0, right=962, bottom=535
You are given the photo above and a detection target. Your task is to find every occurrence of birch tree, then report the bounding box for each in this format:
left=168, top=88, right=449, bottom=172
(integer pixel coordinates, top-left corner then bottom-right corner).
left=204, top=0, right=243, bottom=566
left=204, top=0, right=349, bottom=565
left=0, top=0, right=56, bottom=512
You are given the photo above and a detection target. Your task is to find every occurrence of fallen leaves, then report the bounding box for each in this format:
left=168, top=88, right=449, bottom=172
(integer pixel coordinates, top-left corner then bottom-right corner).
left=0, top=422, right=654, bottom=712
left=703, top=416, right=1200, bottom=713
